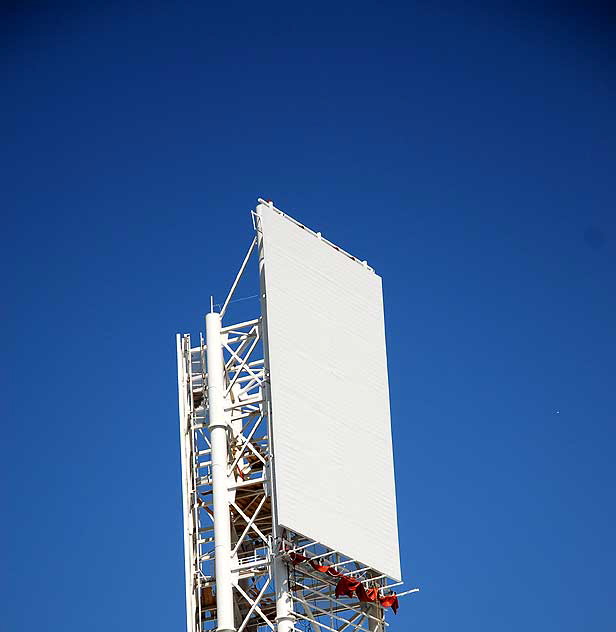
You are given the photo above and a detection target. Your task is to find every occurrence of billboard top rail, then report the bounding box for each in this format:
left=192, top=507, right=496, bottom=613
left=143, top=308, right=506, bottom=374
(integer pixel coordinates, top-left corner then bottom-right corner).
left=256, top=198, right=375, bottom=274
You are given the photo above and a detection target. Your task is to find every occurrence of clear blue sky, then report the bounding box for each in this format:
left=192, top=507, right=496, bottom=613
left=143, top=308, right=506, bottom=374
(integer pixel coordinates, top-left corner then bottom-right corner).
left=2, top=2, right=615, bottom=631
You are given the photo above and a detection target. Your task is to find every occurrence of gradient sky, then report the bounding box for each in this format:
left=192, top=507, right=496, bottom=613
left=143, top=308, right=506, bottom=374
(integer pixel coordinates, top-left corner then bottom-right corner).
left=2, top=2, right=615, bottom=631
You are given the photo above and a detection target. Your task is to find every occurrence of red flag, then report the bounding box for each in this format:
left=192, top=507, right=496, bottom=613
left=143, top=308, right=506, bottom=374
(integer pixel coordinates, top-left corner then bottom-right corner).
left=356, top=584, right=379, bottom=603
left=310, top=561, right=331, bottom=573
left=335, top=576, right=361, bottom=598
left=379, top=594, right=399, bottom=614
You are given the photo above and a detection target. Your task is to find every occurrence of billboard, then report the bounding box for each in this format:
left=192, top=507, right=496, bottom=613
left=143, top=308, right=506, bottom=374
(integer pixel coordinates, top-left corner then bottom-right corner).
left=258, top=203, right=401, bottom=581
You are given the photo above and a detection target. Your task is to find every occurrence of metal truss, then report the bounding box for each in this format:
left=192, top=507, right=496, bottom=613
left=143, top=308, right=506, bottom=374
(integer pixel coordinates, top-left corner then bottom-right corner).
left=285, top=530, right=407, bottom=632
left=177, top=209, right=413, bottom=631
left=177, top=316, right=275, bottom=632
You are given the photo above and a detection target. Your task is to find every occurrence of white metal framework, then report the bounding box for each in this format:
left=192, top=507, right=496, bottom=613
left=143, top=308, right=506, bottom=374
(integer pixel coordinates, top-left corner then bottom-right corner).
left=176, top=200, right=415, bottom=632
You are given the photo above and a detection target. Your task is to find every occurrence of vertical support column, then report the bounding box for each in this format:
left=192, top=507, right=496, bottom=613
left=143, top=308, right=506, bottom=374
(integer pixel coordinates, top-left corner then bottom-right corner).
left=272, top=526, right=295, bottom=632
left=256, top=202, right=295, bottom=632
left=365, top=603, right=384, bottom=632
left=206, top=312, right=236, bottom=632
left=177, top=334, right=197, bottom=632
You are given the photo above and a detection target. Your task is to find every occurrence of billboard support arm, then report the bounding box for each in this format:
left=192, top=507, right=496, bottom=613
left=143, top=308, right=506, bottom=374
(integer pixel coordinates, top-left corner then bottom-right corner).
left=220, top=236, right=257, bottom=318
left=206, top=311, right=236, bottom=632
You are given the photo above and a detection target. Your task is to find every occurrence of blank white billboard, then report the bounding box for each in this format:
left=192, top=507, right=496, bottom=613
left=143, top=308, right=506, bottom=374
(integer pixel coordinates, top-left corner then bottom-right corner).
left=258, top=203, right=401, bottom=581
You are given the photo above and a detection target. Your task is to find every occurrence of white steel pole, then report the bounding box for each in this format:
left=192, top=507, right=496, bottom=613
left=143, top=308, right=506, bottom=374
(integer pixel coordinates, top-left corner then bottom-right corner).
left=256, top=202, right=295, bottom=632
left=272, top=535, right=294, bottom=632
left=177, top=335, right=197, bottom=632
left=206, top=312, right=236, bottom=632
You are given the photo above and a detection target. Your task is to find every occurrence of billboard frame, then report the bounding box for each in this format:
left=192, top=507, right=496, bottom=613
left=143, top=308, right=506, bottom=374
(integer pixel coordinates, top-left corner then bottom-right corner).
left=255, top=200, right=401, bottom=583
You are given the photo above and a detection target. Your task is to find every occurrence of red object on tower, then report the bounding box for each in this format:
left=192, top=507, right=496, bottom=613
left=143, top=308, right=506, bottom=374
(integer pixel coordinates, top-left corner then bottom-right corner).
left=289, top=553, right=308, bottom=565
left=356, top=584, right=379, bottom=603
left=379, top=594, right=399, bottom=615
left=289, top=551, right=401, bottom=614
left=335, top=576, right=361, bottom=598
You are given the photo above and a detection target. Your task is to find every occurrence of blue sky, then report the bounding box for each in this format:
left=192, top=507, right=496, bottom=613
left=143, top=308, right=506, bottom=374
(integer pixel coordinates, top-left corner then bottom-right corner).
left=2, top=2, right=615, bottom=631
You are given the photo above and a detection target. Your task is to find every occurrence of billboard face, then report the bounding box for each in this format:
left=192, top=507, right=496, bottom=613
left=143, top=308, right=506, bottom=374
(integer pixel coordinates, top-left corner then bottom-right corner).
left=258, top=204, right=401, bottom=581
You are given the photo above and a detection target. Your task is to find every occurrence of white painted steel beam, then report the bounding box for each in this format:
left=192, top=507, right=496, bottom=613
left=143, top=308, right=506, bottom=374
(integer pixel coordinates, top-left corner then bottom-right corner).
left=206, top=312, right=236, bottom=632
left=177, top=334, right=197, bottom=632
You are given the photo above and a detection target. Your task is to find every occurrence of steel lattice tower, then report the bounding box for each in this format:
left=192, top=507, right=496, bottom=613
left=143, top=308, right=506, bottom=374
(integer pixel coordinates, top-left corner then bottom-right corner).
left=176, top=200, right=415, bottom=632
